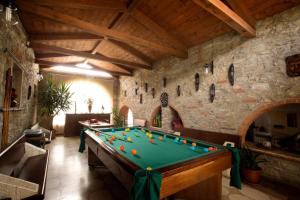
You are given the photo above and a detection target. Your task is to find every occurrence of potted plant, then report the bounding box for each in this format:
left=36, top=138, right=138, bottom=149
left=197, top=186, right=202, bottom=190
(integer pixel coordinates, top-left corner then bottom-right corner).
left=240, top=146, right=267, bottom=184
left=85, top=98, right=94, bottom=113
left=112, top=107, right=124, bottom=128
left=39, top=78, right=73, bottom=135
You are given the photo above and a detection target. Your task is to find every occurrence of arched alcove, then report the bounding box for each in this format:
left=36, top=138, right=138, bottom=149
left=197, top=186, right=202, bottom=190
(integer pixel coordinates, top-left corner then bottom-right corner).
left=150, top=106, right=162, bottom=128
left=169, top=106, right=184, bottom=130
left=119, top=105, right=133, bottom=126
left=238, top=98, right=300, bottom=145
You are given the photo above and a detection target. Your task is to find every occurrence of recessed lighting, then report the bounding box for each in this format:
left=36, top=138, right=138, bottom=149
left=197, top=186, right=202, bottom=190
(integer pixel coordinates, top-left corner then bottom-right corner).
left=51, top=66, right=112, bottom=78
left=75, top=63, right=93, bottom=69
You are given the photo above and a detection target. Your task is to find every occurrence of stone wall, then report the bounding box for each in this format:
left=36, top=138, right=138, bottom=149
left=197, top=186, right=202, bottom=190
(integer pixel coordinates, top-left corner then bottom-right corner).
left=0, top=13, right=39, bottom=149
left=119, top=6, right=300, bottom=187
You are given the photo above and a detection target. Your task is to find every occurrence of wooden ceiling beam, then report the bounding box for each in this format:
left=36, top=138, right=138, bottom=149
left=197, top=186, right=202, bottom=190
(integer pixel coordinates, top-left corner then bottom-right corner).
left=31, top=42, right=152, bottom=70
left=30, top=33, right=102, bottom=41
left=226, top=0, right=256, bottom=27
left=35, top=52, right=70, bottom=59
left=192, top=0, right=255, bottom=37
left=23, top=0, right=127, bottom=11
left=130, top=9, right=187, bottom=50
left=37, top=60, right=132, bottom=76
left=17, top=2, right=186, bottom=58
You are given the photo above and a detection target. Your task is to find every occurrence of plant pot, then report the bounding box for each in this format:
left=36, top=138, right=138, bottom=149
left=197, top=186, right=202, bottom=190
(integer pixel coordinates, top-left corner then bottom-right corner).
left=242, top=168, right=262, bottom=184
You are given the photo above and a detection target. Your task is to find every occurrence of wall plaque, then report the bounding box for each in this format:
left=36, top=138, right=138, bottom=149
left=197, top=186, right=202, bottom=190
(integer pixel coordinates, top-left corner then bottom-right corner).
left=286, top=54, right=300, bottom=77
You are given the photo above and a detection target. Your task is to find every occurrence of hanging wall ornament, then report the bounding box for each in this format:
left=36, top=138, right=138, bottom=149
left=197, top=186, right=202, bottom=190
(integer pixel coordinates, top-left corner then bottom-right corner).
left=177, top=85, right=181, bottom=96
left=209, top=84, right=215, bottom=103
left=163, top=77, right=167, bottom=88
left=228, top=64, right=235, bottom=86
left=145, top=83, right=148, bottom=92
left=160, top=92, right=168, bottom=107
left=135, top=88, right=139, bottom=95
left=195, top=73, right=200, bottom=91
left=140, top=94, right=143, bottom=104
left=151, top=88, right=155, bottom=98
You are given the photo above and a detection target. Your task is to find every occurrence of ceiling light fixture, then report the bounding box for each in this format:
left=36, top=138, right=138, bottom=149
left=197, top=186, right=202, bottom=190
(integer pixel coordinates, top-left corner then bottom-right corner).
left=51, top=66, right=112, bottom=78
left=75, top=63, right=93, bottom=69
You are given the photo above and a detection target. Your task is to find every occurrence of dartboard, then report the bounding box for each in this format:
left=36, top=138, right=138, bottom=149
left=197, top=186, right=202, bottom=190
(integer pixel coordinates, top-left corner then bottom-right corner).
left=160, top=92, right=168, bottom=107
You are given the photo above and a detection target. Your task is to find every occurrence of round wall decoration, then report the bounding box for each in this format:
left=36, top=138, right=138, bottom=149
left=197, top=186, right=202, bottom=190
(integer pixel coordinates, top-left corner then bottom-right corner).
left=160, top=92, right=168, bottom=107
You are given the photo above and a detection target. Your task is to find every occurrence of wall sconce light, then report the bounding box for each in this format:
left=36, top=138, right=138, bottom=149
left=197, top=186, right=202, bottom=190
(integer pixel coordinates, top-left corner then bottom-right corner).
left=177, top=85, right=181, bottom=96
left=37, top=72, right=43, bottom=82
left=204, top=61, right=214, bottom=75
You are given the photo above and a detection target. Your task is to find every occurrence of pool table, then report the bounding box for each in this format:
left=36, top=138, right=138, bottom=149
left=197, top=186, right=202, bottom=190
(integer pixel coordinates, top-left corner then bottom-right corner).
left=84, top=127, right=231, bottom=200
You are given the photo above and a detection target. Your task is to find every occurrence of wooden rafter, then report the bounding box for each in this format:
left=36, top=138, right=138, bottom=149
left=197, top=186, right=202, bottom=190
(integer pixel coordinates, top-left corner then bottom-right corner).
left=25, top=0, right=127, bottom=11
left=30, top=33, right=102, bottom=41
left=192, top=0, right=255, bottom=37
left=31, top=42, right=152, bottom=70
left=35, top=52, right=70, bottom=59
left=17, top=1, right=187, bottom=58
left=36, top=60, right=132, bottom=76
left=227, top=0, right=256, bottom=27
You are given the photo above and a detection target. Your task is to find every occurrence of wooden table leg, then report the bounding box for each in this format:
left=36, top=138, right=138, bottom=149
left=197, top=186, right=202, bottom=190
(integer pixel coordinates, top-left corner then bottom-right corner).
left=172, top=172, right=222, bottom=200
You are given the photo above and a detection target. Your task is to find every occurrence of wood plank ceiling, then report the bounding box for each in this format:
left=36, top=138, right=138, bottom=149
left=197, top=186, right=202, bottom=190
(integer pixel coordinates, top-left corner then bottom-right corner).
left=13, top=0, right=300, bottom=76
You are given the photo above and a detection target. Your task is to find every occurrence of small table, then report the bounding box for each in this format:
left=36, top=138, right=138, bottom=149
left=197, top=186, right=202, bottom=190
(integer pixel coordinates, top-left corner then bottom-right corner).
left=78, top=120, right=113, bottom=129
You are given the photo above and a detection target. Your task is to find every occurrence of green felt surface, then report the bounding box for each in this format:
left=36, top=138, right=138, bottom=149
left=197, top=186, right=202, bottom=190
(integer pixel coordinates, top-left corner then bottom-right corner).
left=91, top=127, right=224, bottom=170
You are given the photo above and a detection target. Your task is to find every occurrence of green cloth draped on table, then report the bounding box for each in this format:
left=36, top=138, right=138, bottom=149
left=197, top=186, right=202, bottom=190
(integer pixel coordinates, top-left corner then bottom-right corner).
left=78, top=128, right=87, bottom=153
left=227, top=146, right=242, bottom=189
left=131, top=169, right=162, bottom=200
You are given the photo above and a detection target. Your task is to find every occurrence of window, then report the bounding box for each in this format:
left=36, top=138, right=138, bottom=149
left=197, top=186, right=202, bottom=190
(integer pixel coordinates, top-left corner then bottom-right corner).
left=287, top=113, right=297, bottom=128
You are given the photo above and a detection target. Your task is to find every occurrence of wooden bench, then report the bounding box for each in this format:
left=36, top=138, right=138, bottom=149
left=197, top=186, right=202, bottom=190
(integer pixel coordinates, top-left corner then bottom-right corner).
left=0, top=134, right=49, bottom=200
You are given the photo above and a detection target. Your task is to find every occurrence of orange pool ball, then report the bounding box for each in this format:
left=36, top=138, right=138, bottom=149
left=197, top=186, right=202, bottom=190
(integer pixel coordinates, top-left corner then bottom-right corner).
left=119, top=145, right=124, bottom=151
left=192, top=142, right=197, bottom=147
left=183, top=140, right=187, bottom=144
left=95, top=132, right=100, bottom=136
left=122, top=132, right=126, bottom=135
left=131, top=149, right=137, bottom=155
left=158, top=136, right=163, bottom=141
left=111, top=135, right=116, bottom=140
left=109, top=139, right=113, bottom=144
left=208, top=147, right=214, bottom=151
left=149, top=139, right=154, bottom=143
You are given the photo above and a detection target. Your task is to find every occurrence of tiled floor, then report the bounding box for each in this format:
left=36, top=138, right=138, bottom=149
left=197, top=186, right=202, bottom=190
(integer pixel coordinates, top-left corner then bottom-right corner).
left=45, top=136, right=290, bottom=200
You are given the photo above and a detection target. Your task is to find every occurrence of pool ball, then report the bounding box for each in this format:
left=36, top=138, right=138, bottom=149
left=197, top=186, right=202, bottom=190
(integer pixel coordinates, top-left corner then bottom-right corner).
left=95, top=132, right=100, bottom=136
left=150, top=139, right=154, bottom=143
left=122, top=132, right=126, bottom=135
left=131, top=149, right=137, bottom=155
left=127, top=137, right=132, bottom=142
left=120, top=145, right=124, bottom=151
left=208, top=147, right=214, bottom=151
left=149, top=134, right=153, bottom=139
left=203, top=148, right=209, bottom=152
left=111, top=135, right=116, bottom=141
left=124, top=135, right=128, bottom=140
left=192, top=142, right=197, bottom=147
left=109, top=139, right=113, bottom=144
left=158, top=136, right=163, bottom=141
left=182, top=140, right=187, bottom=144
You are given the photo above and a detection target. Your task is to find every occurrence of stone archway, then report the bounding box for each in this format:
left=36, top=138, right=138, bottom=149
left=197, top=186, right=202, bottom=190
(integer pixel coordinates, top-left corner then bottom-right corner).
left=150, top=106, right=162, bottom=127
left=238, top=98, right=300, bottom=144
left=119, top=105, right=134, bottom=126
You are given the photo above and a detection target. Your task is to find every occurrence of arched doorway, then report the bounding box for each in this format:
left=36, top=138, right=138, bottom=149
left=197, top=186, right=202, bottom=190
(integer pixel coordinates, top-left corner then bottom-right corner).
left=238, top=98, right=300, bottom=144
left=119, top=105, right=134, bottom=127
left=150, top=106, right=162, bottom=128
left=170, top=106, right=184, bottom=130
